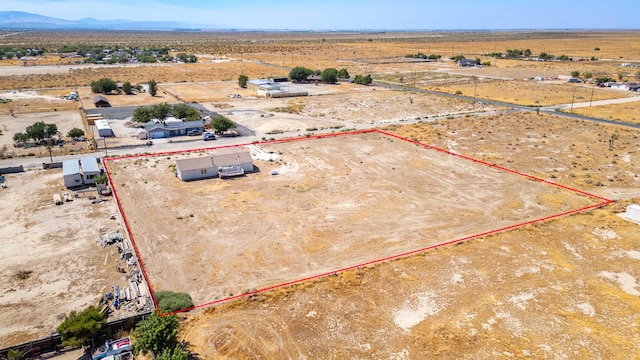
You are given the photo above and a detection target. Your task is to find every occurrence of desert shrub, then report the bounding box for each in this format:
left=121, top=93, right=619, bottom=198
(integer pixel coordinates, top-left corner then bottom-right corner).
left=155, top=291, right=194, bottom=312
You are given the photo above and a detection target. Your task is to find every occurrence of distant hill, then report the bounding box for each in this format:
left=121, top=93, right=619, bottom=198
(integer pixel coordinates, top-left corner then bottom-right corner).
left=0, top=11, right=212, bottom=30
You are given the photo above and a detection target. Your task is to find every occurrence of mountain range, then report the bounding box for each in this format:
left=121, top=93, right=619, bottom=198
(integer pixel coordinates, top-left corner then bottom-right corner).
left=0, top=11, right=215, bottom=30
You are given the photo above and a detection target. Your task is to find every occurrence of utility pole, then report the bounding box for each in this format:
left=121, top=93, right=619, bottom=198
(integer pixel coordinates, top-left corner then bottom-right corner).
left=570, top=87, right=577, bottom=112
left=589, top=83, right=595, bottom=106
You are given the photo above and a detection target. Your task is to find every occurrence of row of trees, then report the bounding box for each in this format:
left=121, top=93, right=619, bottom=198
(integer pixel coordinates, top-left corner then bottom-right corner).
left=132, top=103, right=201, bottom=123
left=404, top=52, right=441, bottom=60
left=13, top=122, right=84, bottom=145
left=13, top=121, right=58, bottom=144
left=288, top=66, right=350, bottom=83
left=91, top=78, right=158, bottom=96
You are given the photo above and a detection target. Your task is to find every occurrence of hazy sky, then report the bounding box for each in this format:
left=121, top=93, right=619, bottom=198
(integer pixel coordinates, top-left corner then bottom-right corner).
left=4, top=0, right=640, bottom=30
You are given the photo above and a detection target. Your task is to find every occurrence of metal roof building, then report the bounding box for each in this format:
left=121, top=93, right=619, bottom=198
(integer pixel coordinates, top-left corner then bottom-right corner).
left=62, top=159, right=81, bottom=188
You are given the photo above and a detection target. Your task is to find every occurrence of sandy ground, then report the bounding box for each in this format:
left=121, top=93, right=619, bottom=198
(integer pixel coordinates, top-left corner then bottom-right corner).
left=0, top=169, right=136, bottom=348
left=179, top=113, right=640, bottom=359
left=213, top=86, right=498, bottom=136
left=106, top=131, right=598, bottom=306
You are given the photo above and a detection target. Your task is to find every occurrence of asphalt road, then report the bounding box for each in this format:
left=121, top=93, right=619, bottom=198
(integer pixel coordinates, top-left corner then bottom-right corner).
left=376, top=82, right=640, bottom=129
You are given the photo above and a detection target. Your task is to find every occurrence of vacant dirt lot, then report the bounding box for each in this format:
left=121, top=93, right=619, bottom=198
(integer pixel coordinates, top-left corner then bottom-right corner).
left=179, top=113, right=640, bottom=359
left=0, top=169, right=129, bottom=348
left=213, top=86, right=499, bottom=136
left=0, top=110, right=90, bottom=158
left=106, top=131, right=599, bottom=307
left=571, top=99, right=640, bottom=124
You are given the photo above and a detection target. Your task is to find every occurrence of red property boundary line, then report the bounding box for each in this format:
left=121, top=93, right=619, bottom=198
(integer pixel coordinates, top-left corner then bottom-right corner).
left=102, top=129, right=613, bottom=316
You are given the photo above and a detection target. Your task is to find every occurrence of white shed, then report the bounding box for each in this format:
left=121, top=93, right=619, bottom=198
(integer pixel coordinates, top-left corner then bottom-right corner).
left=626, top=204, right=640, bottom=222
left=80, top=157, right=100, bottom=184
left=63, top=159, right=82, bottom=188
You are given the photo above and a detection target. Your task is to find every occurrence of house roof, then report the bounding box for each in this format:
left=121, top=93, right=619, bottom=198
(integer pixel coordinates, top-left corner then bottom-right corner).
left=176, top=156, right=215, bottom=172
left=144, top=120, right=204, bottom=132
left=93, top=95, right=110, bottom=104
left=216, top=146, right=249, bottom=155
left=80, top=157, right=100, bottom=173
left=212, top=152, right=253, bottom=167
left=63, top=159, right=80, bottom=176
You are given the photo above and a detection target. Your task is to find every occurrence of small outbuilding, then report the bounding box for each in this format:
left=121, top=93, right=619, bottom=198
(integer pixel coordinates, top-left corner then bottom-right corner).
left=62, top=159, right=82, bottom=188
left=95, top=119, right=115, bottom=137
left=80, top=157, right=100, bottom=184
left=93, top=95, right=111, bottom=108
left=459, top=59, right=478, bottom=67
left=626, top=204, right=640, bottom=223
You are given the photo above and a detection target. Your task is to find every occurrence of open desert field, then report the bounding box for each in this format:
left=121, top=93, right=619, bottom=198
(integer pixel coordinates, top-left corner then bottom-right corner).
left=0, top=168, right=137, bottom=348
left=429, top=80, right=633, bottom=107
left=105, top=131, right=601, bottom=307
left=178, top=113, right=640, bottom=359
left=213, top=86, right=500, bottom=136
left=571, top=100, right=640, bottom=125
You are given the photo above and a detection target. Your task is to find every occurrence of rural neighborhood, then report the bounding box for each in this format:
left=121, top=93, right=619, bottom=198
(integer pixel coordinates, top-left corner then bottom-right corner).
left=0, top=6, right=640, bottom=360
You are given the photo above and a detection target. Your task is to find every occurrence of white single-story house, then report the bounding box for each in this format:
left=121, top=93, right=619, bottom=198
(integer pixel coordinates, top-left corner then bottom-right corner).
left=175, top=148, right=254, bottom=181
left=626, top=204, right=640, bottom=223
left=63, top=159, right=82, bottom=188
left=80, top=157, right=100, bottom=184
left=175, top=156, right=217, bottom=181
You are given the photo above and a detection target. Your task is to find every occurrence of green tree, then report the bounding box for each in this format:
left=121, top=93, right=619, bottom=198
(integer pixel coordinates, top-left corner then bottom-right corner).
left=148, top=79, right=158, bottom=96
left=210, top=115, right=236, bottom=133
left=171, top=104, right=200, bottom=121
left=583, top=71, right=593, bottom=80
left=523, top=49, right=532, bottom=57
left=450, top=55, right=465, bottom=62
left=67, top=127, right=85, bottom=138
left=289, top=66, right=313, bottom=82
left=151, top=103, right=171, bottom=120
left=7, top=349, right=20, bottom=360
left=93, top=173, right=108, bottom=185
left=90, top=78, right=118, bottom=94
left=133, top=311, right=179, bottom=358
left=132, top=106, right=154, bottom=123
left=337, top=68, right=350, bottom=79
left=175, top=53, right=188, bottom=63
left=26, top=121, right=57, bottom=141
left=354, top=74, right=373, bottom=85
left=56, top=306, right=106, bottom=348
left=238, top=74, right=249, bottom=88
left=13, top=132, right=29, bottom=143
left=155, top=291, right=194, bottom=313
left=122, top=81, right=132, bottom=94
left=156, top=346, right=189, bottom=360
left=571, top=70, right=580, bottom=78
left=320, top=68, right=338, bottom=83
